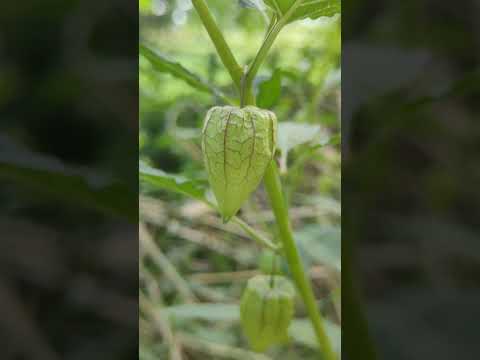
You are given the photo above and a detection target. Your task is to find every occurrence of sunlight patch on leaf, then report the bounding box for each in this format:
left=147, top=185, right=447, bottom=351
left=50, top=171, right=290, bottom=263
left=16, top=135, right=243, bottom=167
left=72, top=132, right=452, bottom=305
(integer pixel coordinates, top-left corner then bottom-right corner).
left=277, top=122, right=328, bottom=172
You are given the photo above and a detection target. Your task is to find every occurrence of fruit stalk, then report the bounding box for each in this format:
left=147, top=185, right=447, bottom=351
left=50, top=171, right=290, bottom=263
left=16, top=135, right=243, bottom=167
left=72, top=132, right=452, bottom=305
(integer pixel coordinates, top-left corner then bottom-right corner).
left=193, top=2, right=337, bottom=358
left=263, top=161, right=337, bottom=360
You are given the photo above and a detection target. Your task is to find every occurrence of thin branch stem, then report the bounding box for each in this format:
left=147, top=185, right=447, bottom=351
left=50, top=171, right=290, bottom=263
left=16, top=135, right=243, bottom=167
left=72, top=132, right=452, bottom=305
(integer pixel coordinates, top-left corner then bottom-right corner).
left=191, top=0, right=243, bottom=90
left=193, top=1, right=337, bottom=357
left=263, top=161, right=337, bottom=360
left=204, top=200, right=280, bottom=253
left=238, top=2, right=337, bottom=357
left=244, top=0, right=303, bottom=92
left=140, top=294, right=183, bottom=360
left=140, top=222, right=197, bottom=303
left=231, top=216, right=281, bottom=253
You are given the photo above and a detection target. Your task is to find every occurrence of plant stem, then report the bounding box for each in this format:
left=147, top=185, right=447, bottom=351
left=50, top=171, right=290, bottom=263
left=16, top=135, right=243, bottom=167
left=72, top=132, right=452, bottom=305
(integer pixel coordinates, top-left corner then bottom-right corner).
left=244, top=0, right=303, bottom=91
left=193, top=1, right=337, bottom=357
left=245, top=2, right=337, bottom=357
left=263, top=161, right=337, bottom=360
left=191, top=0, right=243, bottom=90
left=231, top=216, right=281, bottom=253
left=201, top=199, right=280, bottom=253
left=245, top=20, right=283, bottom=92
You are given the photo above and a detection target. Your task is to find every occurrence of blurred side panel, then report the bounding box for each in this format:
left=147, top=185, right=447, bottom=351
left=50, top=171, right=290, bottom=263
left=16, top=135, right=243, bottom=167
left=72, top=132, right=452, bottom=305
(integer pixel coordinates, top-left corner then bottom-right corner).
left=342, top=0, right=480, bottom=359
left=0, top=0, right=138, bottom=359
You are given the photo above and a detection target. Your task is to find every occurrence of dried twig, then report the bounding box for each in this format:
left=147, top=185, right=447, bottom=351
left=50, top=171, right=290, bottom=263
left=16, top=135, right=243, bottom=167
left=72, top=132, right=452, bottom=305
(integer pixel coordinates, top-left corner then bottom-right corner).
left=140, top=222, right=197, bottom=303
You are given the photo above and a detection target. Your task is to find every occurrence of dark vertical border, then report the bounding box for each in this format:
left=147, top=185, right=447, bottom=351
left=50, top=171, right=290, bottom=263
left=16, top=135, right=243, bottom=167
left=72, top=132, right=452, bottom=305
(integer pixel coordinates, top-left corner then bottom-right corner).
left=343, top=1, right=480, bottom=359
left=0, top=0, right=139, bottom=358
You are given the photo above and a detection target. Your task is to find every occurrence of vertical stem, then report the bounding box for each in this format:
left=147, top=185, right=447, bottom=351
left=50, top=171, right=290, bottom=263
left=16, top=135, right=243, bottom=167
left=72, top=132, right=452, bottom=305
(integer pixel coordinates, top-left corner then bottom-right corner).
left=263, top=161, right=337, bottom=360
left=192, top=1, right=337, bottom=357
left=244, top=0, right=303, bottom=91
left=191, top=0, right=243, bottom=89
left=240, top=66, right=249, bottom=108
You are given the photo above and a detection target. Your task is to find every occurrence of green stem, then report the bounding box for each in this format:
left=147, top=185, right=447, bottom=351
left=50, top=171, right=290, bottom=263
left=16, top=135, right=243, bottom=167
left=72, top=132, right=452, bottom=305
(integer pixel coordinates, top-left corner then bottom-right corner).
left=193, top=1, right=336, bottom=357
left=245, top=20, right=283, bottom=92
left=245, top=3, right=336, bottom=357
left=240, top=66, right=249, bottom=107
left=231, top=216, right=281, bottom=253
left=203, top=201, right=280, bottom=253
left=263, top=161, right=337, bottom=360
left=244, top=0, right=303, bottom=92
left=191, top=0, right=243, bottom=90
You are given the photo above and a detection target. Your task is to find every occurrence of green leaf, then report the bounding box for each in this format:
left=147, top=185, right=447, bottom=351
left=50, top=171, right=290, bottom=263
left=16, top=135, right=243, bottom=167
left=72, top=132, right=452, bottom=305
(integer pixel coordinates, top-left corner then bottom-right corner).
left=289, top=319, right=341, bottom=354
left=162, top=303, right=340, bottom=352
left=0, top=140, right=136, bottom=220
left=277, top=122, right=325, bottom=171
left=263, top=0, right=287, bottom=14
left=256, top=69, right=282, bottom=108
left=163, top=303, right=240, bottom=322
left=289, top=0, right=340, bottom=22
left=139, top=161, right=208, bottom=201
left=238, top=0, right=270, bottom=20
left=295, top=224, right=341, bottom=271
left=139, top=43, right=229, bottom=102
left=264, top=0, right=340, bottom=23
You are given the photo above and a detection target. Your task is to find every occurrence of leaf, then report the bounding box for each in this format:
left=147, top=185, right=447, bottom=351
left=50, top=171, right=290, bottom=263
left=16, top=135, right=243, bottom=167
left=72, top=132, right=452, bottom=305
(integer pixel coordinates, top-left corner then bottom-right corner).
left=163, top=303, right=240, bottom=322
left=139, top=161, right=208, bottom=201
left=139, top=43, right=229, bottom=101
left=0, top=138, right=136, bottom=220
left=163, top=303, right=341, bottom=352
left=289, top=0, right=340, bottom=23
left=295, top=224, right=341, bottom=271
left=256, top=69, right=282, bottom=108
left=289, top=319, right=341, bottom=354
left=238, top=0, right=265, bottom=10
left=264, top=0, right=340, bottom=23
left=277, top=122, right=324, bottom=172
left=238, top=0, right=270, bottom=20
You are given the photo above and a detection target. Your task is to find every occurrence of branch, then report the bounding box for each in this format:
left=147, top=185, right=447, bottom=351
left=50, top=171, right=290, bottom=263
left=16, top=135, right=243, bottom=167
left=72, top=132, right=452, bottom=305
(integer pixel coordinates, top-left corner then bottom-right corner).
left=191, top=0, right=243, bottom=90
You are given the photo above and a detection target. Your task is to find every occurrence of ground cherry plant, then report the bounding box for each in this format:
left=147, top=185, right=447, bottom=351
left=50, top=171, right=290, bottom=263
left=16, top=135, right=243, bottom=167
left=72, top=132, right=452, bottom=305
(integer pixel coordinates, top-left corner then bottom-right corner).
left=140, top=1, right=340, bottom=359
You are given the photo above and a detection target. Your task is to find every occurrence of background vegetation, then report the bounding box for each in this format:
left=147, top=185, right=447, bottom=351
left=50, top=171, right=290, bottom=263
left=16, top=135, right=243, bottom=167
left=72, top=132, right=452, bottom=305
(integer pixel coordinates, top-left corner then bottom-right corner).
left=139, top=1, right=341, bottom=359
left=0, top=1, right=137, bottom=359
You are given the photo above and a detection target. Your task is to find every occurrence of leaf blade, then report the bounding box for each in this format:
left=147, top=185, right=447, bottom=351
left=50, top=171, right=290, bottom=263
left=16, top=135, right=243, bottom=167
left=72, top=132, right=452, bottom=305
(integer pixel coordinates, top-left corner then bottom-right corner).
left=140, top=43, right=230, bottom=102
left=263, top=0, right=340, bottom=23
left=139, top=161, right=208, bottom=202
left=256, top=69, right=282, bottom=108
left=0, top=140, right=136, bottom=220
left=277, top=122, right=327, bottom=172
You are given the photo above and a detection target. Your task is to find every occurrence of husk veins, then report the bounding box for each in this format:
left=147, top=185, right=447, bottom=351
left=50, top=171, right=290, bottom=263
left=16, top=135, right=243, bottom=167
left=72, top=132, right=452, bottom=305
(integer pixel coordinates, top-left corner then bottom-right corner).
left=202, top=106, right=277, bottom=222
left=240, top=275, right=295, bottom=352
